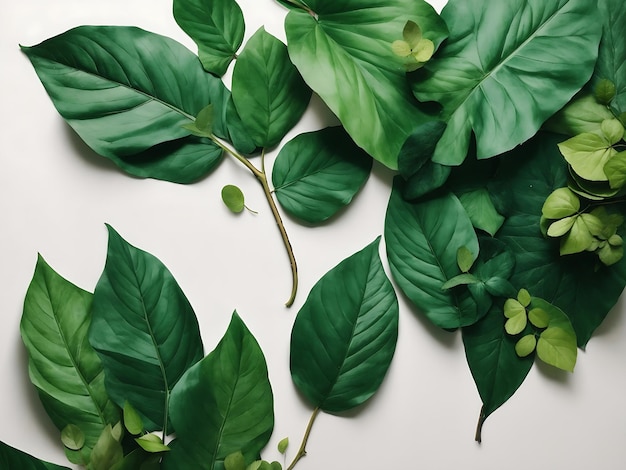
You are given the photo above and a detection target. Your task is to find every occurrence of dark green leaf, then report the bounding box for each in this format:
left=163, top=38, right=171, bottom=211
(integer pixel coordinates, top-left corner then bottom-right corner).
left=397, top=121, right=447, bottom=179
left=174, top=0, right=245, bottom=76
left=290, top=238, right=399, bottom=412
left=285, top=0, right=448, bottom=169
left=222, top=185, right=246, bottom=213
left=232, top=27, right=311, bottom=148
left=162, top=312, right=274, bottom=469
left=272, top=127, right=372, bottom=223
left=89, top=225, right=204, bottom=432
left=412, top=0, right=602, bottom=166
left=402, top=160, right=451, bottom=200
left=385, top=179, right=484, bottom=328
left=20, top=256, right=119, bottom=465
left=595, top=0, right=626, bottom=113
left=0, top=441, right=70, bottom=470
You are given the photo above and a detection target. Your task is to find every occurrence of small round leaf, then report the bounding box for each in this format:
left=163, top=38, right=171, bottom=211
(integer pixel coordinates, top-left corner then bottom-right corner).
left=503, top=298, right=526, bottom=319
left=505, top=312, right=528, bottom=336
left=528, top=308, right=549, bottom=329
left=515, top=335, right=537, bottom=357
left=222, top=185, right=245, bottom=213
left=517, top=289, right=531, bottom=308
left=277, top=437, right=289, bottom=455
left=594, top=79, right=616, bottom=105
left=61, top=424, right=85, bottom=451
left=225, top=451, right=246, bottom=470
left=542, top=188, right=580, bottom=219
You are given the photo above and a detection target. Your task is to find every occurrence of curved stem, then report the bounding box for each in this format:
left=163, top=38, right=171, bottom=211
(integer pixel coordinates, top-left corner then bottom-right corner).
left=212, top=136, right=298, bottom=306
left=475, top=406, right=486, bottom=444
left=278, top=0, right=317, bottom=17
left=287, top=407, right=320, bottom=470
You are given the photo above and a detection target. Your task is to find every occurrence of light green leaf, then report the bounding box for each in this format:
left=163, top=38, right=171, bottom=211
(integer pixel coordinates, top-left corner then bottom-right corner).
left=528, top=308, right=550, bottom=329
left=558, top=131, right=619, bottom=182
left=135, top=435, right=170, bottom=453
left=290, top=238, right=398, bottom=412
left=123, top=401, right=143, bottom=436
left=515, top=335, right=537, bottom=358
left=458, top=188, right=505, bottom=236
left=503, top=299, right=525, bottom=319
left=412, top=0, right=602, bottom=166
left=90, top=225, right=204, bottom=433
left=272, top=127, right=372, bottom=223
left=232, top=27, right=311, bottom=148
left=567, top=169, right=621, bottom=200
left=544, top=93, right=616, bottom=136
left=603, top=150, right=626, bottom=189
left=174, top=0, right=245, bottom=76
left=532, top=298, right=577, bottom=373
left=403, top=20, right=422, bottom=47
left=560, top=216, right=595, bottom=255
left=441, top=273, right=480, bottom=290
left=599, top=242, right=624, bottom=265
left=504, top=311, right=527, bottom=336
left=0, top=441, right=71, bottom=470
left=547, top=216, right=576, bottom=238
left=222, top=185, right=246, bottom=213
left=602, top=118, right=625, bottom=143
left=225, top=452, right=246, bottom=470
left=89, top=424, right=124, bottom=470
left=162, top=313, right=274, bottom=469
left=277, top=437, right=289, bottom=455
left=21, top=256, right=119, bottom=465
left=457, top=246, right=474, bottom=273
left=595, top=0, right=626, bottom=114
left=285, top=0, right=448, bottom=168
left=595, top=79, right=617, bottom=105
left=517, top=289, right=531, bottom=308
left=542, top=188, right=580, bottom=219
left=61, top=424, right=85, bottom=451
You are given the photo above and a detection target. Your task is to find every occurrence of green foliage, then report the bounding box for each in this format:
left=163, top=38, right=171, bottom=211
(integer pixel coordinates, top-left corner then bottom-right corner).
left=222, top=185, right=246, bottom=213
left=123, top=402, right=144, bottom=436
left=391, top=20, right=435, bottom=72
left=595, top=0, right=626, bottom=114
left=0, top=441, right=71, bottom=470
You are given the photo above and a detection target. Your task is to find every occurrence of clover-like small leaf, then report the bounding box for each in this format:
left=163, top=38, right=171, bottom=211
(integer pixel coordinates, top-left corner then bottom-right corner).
left=595, top=79, right=617, bottom=105
left=547, top=216, right=577, bottom=238
left=135, top=434, right=170, bottom=453
left=61, top=424, right=85, bottom=451
left=391, top=40, right=411, bottom=57
left=225, top=451, right=246, bottom=470
left=601, top=118, right=625, bottom=143
left=277, top=437, right=289, bottom=455
left=515, top=334, right=537, bottom=358
left=457, top=246, right=474, bottom=273
left=542, top=188, right=580, bottom=219
left=505, top=312, right=527, bottom=336
left=123, top=401, right=143, bottom=436
left=528, top=308, right=550, bottom=329
left=598, top=242, right=624, bottom=265
left=402, top=20, right=422, bottom=47
left=413, top=38, right=435, bottom=63
left=560, top=216, right=596, bottom=255
left=503, top=298, right=526, bottom=319
left=517, top=289, right=531, bottom=308
left=222, top=185, right=246, bottom=213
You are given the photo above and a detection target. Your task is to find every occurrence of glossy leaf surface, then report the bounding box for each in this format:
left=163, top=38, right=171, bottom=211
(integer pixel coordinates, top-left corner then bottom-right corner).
left=0, top=441, right=70, bottom=470
left=232, top=27, right=311, bottom=148
left=412, top=0, right=602, bottom=166
left=385, top=179, right=483, bottom=328
left=162, top=313, right=274, bottom=469
left=272, top=127, right=372, bottom=223
left=174, top=0, right=245, bottom=76
left=21, top=256, right=119, bottom=465
left=90, top=225, right=204, bottom=432
left=595, top=0, right=626, bottom=113
left=290, top=238, right=398, bottom=412
left=285, top=0, right=447, bottom=169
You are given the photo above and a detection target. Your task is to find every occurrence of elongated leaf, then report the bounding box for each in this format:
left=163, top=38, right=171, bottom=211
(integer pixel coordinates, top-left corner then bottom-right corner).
left=21, top=256, right=119, bottom=465
left=385, top=179, right=483, bottom=329
left=595, top=0, right=626, bottom=113
left=272, top=127, right=372, bottom=223
left=174, top=0, right=245, bottom=76
left=0, top=441, right=70, bottom=470
left=232, top=27, right=311, bottom=148
left=162, top=313, right=274, bottom=469
left=285, top=0, right=447, bottom=169
left=290, top=238, right=398, bottom=412
left=89, top=225, right=204, bottom=432
left=22, top=26, right=249, bottom=180
left=412, top=0, right=602, bottom=166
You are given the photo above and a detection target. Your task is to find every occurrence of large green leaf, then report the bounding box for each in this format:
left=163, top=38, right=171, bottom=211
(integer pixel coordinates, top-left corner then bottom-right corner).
left=284, top=0, right=448, bottom=169
left=21, top=26, right=251, bottom=181
left=385, top=179, right=483, bottom=329
left=174, top=0, right=245, bottom=76
left=290, top=238, right=398, bottom=413
left=0, top=441, right=70, bottom=470
left=272, top=127, right=372, bottom=223
left=595, top=0, right=626, bottom=113
left=20, top=256, right=119, bottom=465
left=232, top=27, right=311, bottom=148
left=490, top=133, right=626, bottom=346
left=89, top=225, right=204, bottom=433
left=162, top=312, right=274, bottom=470
left=412, top=0, right=602, bottom=166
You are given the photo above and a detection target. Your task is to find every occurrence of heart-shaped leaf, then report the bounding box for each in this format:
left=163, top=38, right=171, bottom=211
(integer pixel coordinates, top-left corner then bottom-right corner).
left=0, top=441, right=70, bottom=470
left=558, top=127, right=620, bottom=181
left=544, top=93, right=616, bottom=137
left=162, top=313, right=274, bottom=469
left=458, top=188, right=505, bottom=236
left=290, top=238, right=398, bottom=412
left=89, top=225, right=204, bottom=433
left=595, top=0, right=626, bottom=114
left=542, top=188, right=580, bottom=219
left=531, top=298, right=577, bottom=372
left=272, top=127, right=372, bottom=223
left=412, top=0, right=602, bottom=166
left=21, top=256, right=120, bottom=465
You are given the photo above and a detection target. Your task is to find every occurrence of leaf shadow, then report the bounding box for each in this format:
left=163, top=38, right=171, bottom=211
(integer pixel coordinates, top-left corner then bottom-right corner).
left=534, top=356, right=573, bottom=385
left=586, top=293, right=625, bottom=341
left=62, top=123, right=122, bottom=176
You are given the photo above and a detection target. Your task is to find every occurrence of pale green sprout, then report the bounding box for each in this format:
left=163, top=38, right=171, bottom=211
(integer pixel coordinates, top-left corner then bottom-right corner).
left=135, top=433, right=170, bottom=453
left=61, top=424, right=85, bottom=451
left=391, top=20, right=435, bottom=72
left=182, top=103, right=214, bottom=138
left=123, top=400, right=144, bottom=436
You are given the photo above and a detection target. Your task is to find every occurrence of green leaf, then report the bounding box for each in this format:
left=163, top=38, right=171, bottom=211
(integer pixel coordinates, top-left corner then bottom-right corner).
left=547, top=216, right=576, bottom=238
left=162, top=313, right=274, bottom=469
left=504, top=310, right=527, bottom=336
left=560, top=216, right=595, bottom=255
left=272, top=127, right=372, bottom=223
left=222, top=185, right=246, bottom=213
left=441, top=273, right=480, bottom=290
left=528, top=308, right=550, bottom=329
left=595, top=0, right=626, bottom=114
left=504, top=299, right=526, bottom=319
left=89, top=424, right=124, bottom=470
left=385, top=179, right=483, bottom=328
left=515, top=335, right=537, bottom=358
left=603, top=150, right=626, bottom=189
left=0, top=441, right=70, bottom=470
left=174, top=0, right=245, bottom=76
left=61, top=424, right=85, bottom=451
left=544, top=93, right=616, bottom=136
left=397, top=121, right=447, bottom=180
left=277, top=437, right=289, bottom=455
left=558, top=130, right=619, bottom=182
left=458, top=188, right=505, bottom=236
left=123, top=401, right=144, bottom=436
left=20, top=256, right=119, bottom=465
left=595, top=79, right=617, bottom=105
left=285, top=0, right=448, bottom=169
left=290, top=238, right=398, bottom=412
left=225, top=452, right=247, bottom=470
left=517, top=289, right=531, bottom=308
left=232, top=27, right=311, bottom=148
left=110, top=449, right=160, bottom=470
left=412, top=0, right=602, bottom=166
left=135, top=435, right=170, bottom=453
left=542, top=188, right=580, bottom=219
left=182, top=104, right=215, bottom=138
left=89, top=225, right=204, bottom=433
left=531, top=298, right=577, bottom=372
left=457, top=246, right=474, bottom=273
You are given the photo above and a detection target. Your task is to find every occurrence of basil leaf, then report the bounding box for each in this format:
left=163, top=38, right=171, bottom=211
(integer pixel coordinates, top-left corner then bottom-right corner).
left=21, top=256, right=119, bottom=465
left=0, top=441, right=70, bottom=470
left=162, top=313, right=274, bottom=469
left=174, top=0, right=245, bottom=76
left=90, top=225, right=204, bottom=433
left=412, top=0, right=602, bottom=166
left=272, top=127, right=372, bottom=223
left=285, top=0, right=448, bottom=169
left=595, top=0, right=626, bottom=113
left=290, top=238, right=399, bottom=412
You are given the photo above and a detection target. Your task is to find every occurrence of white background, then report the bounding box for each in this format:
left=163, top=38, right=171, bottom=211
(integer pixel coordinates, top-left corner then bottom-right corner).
left=1, top=1, right=625, bottom=469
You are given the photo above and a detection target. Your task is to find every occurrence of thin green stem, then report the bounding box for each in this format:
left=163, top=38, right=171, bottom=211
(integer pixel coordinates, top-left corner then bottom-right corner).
left=286, top=407, right=321, bottom=470
left=278, top=0, right=316, bottom=17
left=212, top=135, right=298, bottom=307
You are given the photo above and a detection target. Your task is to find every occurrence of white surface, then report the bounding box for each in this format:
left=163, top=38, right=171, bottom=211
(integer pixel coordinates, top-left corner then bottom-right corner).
left=1, top=1, right=625, bottom=469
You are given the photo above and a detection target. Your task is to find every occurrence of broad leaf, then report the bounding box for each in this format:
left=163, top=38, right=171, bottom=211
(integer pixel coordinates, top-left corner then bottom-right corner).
left=162, top=313, right=274, bottom=469
left=232, top=27, right=311, bottom=148
left=89, top=225, right=204, bottom=433
left=21, top=256, right=119, bottom=465
left=290, top=238, right=399, bottom=412
left=412, top=0, right=602, bottom=166
left=458, top=189, right=504, bottom=236
left=272, top=127, right=372, bottom=223
left=0, top=441, right=70, bottom=470
left=174, top=0, right=245, bottom=76
left=544, top=93, right=616, bottom=137
left=385, top=179, right=483, bottom=329
left=284, top=0, right=448, bottom=169
left=595, top=0, right=626, bottom=114
left=542, top=188, right=580, bottom=219
left=531, top=298, right=577, bottom=372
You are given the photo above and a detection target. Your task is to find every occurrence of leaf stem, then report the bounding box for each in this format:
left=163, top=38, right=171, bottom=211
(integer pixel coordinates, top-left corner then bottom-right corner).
left=286, top=407, right=320, bottom=470
left=278, top=0, right=317, bottom=18
left=211, top=136, right=298, bottom=307
left=475, top=406, right=486, bottom=443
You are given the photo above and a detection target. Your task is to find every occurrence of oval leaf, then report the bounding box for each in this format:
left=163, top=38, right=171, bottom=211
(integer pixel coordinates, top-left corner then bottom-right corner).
left=290, top=238, right=399, bottom=412
left=272, top=127, right=372, bottom=223
left=222, top=185, right=246, bottom=213
left=123, top=401, right=144, bottom=436
left=542, top=188, right=580, bottom=219
left=89, top=225, right=204, bottom=433
left=0, top=441, right=70, bottom=470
